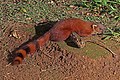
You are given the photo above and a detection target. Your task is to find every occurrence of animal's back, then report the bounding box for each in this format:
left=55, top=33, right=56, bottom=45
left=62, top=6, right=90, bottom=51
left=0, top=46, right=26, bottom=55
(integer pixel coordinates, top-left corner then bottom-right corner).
left=49, top=18, right=93, bottom=41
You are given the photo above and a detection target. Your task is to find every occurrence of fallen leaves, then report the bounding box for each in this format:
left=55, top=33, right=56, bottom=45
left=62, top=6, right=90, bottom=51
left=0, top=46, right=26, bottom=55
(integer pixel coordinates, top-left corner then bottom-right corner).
left=9, top=30, right=21, bottom=39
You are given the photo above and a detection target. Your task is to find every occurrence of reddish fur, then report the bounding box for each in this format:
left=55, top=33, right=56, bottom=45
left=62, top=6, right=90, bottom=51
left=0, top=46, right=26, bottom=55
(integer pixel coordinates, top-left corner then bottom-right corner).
left=27, top=43, right=36, bottom=54
left=12, top=18, right=105, bottom=65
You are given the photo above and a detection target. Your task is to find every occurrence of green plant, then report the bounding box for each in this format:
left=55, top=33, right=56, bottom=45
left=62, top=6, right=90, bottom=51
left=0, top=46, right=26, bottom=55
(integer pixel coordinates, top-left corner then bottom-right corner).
left=71, top=0, right=120, bottom=21
left=103, top=27, right=120, bottom=42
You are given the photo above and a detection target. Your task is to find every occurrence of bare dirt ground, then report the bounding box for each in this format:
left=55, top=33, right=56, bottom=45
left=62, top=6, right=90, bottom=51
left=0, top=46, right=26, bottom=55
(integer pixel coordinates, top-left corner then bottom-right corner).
left=0, top=21, right=120, bottom=80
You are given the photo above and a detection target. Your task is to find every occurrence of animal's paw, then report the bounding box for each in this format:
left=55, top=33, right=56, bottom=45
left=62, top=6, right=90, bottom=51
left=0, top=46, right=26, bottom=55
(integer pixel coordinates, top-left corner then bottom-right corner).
left=71, top=32, right=85, bottom=48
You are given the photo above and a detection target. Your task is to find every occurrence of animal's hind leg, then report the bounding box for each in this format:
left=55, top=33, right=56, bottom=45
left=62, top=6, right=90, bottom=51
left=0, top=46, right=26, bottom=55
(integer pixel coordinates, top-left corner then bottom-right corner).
left=70, top=32, right=85, bottom=48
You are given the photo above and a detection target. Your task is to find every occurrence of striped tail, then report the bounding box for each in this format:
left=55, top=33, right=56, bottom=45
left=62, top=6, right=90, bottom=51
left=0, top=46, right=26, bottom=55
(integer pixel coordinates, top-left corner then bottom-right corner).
left=12, top=32, right=51, bottom=65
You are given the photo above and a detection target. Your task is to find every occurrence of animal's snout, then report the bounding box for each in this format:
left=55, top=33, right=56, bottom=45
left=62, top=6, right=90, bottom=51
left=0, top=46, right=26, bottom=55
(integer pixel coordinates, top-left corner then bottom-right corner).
left=97, top=24, right=106, bottom=34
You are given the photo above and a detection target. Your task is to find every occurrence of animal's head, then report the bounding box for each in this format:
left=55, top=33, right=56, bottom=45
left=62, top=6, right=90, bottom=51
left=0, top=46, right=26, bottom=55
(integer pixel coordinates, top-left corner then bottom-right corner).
left=91, top=23, right=106, bottom=35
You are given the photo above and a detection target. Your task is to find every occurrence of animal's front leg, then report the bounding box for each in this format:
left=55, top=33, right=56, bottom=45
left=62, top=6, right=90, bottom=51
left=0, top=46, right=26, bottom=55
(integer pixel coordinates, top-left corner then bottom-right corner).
left=70, top=32, right=85, bottom=48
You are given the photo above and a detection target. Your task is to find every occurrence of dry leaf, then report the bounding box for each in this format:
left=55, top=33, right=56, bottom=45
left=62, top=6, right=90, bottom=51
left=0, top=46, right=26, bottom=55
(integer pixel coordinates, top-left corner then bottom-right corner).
left=9, top=30, right=21, bottom=39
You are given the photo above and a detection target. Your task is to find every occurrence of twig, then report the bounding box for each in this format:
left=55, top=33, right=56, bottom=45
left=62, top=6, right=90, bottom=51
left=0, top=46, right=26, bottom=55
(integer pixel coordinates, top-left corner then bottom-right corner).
left=86, top=40, right=117, bottom=58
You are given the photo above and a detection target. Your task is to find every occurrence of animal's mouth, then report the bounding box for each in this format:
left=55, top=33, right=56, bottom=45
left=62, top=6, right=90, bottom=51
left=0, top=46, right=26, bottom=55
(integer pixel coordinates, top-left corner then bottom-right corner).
left=92, top=29, right=105, bottom=36
left=97, top=26, right=107, bottom=35
left=97, top=31, right=105, bottom=35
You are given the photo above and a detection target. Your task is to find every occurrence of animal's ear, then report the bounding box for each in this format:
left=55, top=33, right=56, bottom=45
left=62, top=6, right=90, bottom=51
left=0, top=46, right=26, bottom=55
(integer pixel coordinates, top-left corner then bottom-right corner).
left=91, top=24, right=98, bottom=30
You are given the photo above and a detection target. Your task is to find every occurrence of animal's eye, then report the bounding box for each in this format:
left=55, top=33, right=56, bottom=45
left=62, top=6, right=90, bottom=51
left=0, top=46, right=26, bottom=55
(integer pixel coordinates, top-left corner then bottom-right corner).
left=99, top=28, right=103, bottom=30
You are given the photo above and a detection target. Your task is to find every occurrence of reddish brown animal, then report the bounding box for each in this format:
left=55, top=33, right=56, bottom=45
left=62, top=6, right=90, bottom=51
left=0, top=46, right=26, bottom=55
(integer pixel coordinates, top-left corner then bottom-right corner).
left=12, top=18, right=105, bottom=65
